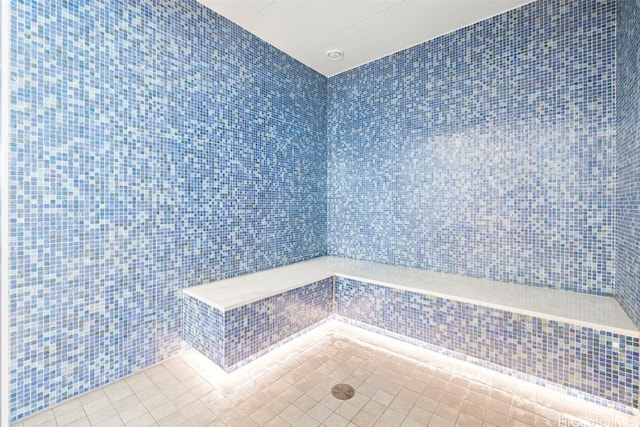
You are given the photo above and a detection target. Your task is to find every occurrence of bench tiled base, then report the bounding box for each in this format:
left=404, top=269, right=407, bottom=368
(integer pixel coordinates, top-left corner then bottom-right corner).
left=336, top=277, right=639, bottom=409
left=183, top=273, right=639, bottom=409
left=334, top=315, right=637, bottom=413
left=183, top=296, right=225, bottom=367
left=183, top=277, right=333, bottom=372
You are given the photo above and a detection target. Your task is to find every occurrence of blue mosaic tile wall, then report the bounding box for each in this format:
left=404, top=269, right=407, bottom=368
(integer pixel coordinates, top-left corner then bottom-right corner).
left=335, top=276, right=640, bottom=408
left=615, top=0, right=640, bottom=328
left=327, top=0, right=616, bottom=295
left=9, top=0, right=326, bottom=421
left=182, top=277, right=333, bottom=372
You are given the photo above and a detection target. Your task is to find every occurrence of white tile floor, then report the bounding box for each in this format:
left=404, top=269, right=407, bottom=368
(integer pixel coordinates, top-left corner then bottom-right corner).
left=11, top=321, right=640, bottom=427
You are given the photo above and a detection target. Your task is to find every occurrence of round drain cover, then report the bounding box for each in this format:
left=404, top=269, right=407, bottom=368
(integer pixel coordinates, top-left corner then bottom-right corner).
left=331, top=383, right=355, bottom=400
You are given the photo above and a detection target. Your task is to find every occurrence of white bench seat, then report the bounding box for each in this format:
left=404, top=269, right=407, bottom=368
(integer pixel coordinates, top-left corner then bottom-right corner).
left=184, top=256, right=637, bottom=334
left=182, top=256, right=640, bottom=410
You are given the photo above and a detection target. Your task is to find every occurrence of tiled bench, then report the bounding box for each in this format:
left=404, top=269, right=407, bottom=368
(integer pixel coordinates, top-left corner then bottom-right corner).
left=182, top=256, right=640, bottom=410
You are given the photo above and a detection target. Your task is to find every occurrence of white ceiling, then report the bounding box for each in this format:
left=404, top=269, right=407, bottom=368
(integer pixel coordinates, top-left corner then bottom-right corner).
left=197, top=0, right=535, bottom=77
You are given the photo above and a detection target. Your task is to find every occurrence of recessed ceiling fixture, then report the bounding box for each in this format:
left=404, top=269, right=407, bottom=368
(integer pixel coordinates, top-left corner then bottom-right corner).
left=326, top=49, right=343, bottom=61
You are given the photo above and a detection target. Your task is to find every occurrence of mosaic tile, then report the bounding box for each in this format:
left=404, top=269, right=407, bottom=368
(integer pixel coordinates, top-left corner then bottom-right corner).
left=8, top=0, right=636, bottom=422
left=335, top=276, right=640, bottom=408
left=183, top=278, right=333, bottom=371
left=9, top=0, right=326, bottom=421
left=327, top=0, right=616, bottom=296
left=182, top=268, right=639, bottom=409
left=183, top=296, right=225, bottom=367
left=615, top=0, right=640, bottom=328
left=224, top=278, right=334, bottom=369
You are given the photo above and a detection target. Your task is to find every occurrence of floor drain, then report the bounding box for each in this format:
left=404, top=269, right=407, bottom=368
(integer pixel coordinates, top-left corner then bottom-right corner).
left=331, top=383, right=355, bottom=400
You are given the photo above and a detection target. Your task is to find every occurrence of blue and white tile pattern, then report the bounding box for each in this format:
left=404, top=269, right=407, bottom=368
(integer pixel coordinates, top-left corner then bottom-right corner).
left=9, top=0, right=636, bottom=422
left=336, top=276, right=639, bottom=408
left=327, top=0, right=616, bottom=296
left=224, top=278, right=333, bottom=370
left=183, top=296, right=225, bottom=367
left=9, top=0, right=326, bottom=421
left=615, top=0, right=640, bottom=329
left=183, top=278, right=333, bottom=372
left=182, top=270, right=639, bottom=409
